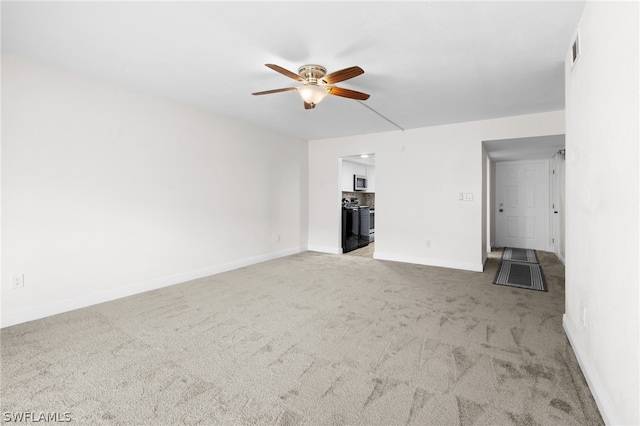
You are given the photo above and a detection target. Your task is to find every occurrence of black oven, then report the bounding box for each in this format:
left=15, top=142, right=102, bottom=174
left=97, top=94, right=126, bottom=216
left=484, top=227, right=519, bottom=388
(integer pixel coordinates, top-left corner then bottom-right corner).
left=369, top=210, right=375, bottom=242
left=342, top=200, right=370, bottom=253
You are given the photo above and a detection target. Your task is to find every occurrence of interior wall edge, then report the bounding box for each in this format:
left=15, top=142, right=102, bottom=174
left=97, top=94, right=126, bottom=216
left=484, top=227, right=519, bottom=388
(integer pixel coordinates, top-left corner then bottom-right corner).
left=0, top=246, right=307, bottom=329
left=563, top=314, right=613, bottom=425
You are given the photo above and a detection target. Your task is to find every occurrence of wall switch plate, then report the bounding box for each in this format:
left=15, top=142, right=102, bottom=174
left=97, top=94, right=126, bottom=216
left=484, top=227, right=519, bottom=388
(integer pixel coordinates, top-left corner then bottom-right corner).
left=11, top=274, right=24, bottom=289
left=459, top=192, right=464, bottom=200
left=464, top=193, right=473, bottom=201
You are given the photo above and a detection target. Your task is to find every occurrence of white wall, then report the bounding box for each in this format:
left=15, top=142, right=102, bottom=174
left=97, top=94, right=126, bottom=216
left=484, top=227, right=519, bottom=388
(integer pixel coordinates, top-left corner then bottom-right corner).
left=1, top=55, right=308, bottom=326
left=563, top=2, right=639, bottom=425
left=308, top=111, right=565, bottom=271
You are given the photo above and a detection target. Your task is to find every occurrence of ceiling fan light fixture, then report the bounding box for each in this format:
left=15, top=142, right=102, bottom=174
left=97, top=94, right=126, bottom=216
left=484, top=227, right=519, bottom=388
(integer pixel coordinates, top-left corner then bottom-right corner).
left=297, top=85, right=328, bottom=105
left=254, top=63, right=369, bottom=109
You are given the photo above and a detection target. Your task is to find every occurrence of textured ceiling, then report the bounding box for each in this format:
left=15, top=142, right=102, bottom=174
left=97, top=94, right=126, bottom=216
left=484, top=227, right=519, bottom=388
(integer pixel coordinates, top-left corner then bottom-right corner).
left=1, top=1, right=585, bottom=141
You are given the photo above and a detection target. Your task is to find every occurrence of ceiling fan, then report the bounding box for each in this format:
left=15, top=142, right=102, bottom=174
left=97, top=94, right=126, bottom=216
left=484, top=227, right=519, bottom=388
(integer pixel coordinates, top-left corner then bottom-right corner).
left=252, top=64, right=370, bottom=109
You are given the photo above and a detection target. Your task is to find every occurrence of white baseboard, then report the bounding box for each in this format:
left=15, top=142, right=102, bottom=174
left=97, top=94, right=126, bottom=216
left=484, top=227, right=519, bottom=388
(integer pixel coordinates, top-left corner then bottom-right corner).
left=373, top=252, right=484, bottom=272
left=563, top=314, right=613, bottom=425
left=557, top=251, right=566, bottom=266
left=1, top=246, right=307, bottom=329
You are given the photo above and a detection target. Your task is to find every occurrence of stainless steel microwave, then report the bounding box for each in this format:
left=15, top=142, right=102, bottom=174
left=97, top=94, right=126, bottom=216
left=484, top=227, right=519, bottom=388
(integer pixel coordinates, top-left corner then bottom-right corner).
left=354, top=174, right=367, bottom=191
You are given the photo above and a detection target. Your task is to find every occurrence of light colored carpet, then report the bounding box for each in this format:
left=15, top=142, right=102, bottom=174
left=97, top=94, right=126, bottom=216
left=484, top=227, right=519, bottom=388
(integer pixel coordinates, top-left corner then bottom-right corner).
left=1, top=250, right=602, bottom=425
left=345, top=242, right=375, bottom=258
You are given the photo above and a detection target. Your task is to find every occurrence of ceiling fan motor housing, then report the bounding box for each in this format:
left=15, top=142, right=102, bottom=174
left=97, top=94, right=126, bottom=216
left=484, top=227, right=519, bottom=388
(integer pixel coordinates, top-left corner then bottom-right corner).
left=298, top=64, right=326, bottom=85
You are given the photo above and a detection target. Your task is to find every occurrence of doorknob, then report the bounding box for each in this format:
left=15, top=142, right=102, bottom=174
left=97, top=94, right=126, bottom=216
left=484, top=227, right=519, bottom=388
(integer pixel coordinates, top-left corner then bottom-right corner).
left=499, top=209, right=503, bottom=212
left=554, top=211, right=558, bottom=214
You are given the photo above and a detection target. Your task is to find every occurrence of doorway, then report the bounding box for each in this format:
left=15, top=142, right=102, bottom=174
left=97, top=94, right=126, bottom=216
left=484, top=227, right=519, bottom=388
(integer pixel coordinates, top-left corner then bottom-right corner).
left=483, top=135, right=565, bottom=254
left=340, top=154, right=375, bottom=258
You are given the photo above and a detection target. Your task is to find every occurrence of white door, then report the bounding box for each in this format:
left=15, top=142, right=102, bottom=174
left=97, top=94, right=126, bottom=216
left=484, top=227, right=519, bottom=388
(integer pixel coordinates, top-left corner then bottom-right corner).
left=496, top=160, right=550, bottom=250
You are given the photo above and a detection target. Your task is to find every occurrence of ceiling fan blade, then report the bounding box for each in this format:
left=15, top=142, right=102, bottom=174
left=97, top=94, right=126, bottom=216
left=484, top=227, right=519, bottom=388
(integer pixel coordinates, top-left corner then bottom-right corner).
left=322, top=66, right=364, bottom=84
left=251, top=87, right=297, bottom=96
left=304, top=101, right=316, bottom=110
left=265, top=64, right=305, bottom=82
left=327, top=86, right=370, bottom=101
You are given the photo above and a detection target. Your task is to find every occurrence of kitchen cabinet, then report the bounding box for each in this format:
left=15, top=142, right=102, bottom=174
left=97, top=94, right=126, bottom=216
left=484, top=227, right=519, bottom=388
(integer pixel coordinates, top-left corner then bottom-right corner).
left=341, top=160, right=366, bottom=192
left=365, top=165, right=375, bottom=193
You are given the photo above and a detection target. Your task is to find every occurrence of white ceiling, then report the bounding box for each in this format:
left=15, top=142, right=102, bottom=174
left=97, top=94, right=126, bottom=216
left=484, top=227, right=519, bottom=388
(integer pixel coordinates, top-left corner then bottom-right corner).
left=343, top=154, right=376, bottom=167
left=1, top=1, right=585, bottom=141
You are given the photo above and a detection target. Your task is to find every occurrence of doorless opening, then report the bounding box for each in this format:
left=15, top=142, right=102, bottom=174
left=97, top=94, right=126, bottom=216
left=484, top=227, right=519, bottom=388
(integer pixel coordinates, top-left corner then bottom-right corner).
left=340, top=154, right=376, bottom=258
left=483, top=135, right=565, bottom=253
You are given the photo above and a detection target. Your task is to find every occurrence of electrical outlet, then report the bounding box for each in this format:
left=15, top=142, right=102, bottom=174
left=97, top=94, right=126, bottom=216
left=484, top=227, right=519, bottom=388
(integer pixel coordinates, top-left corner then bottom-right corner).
left=425, top=239, right=431, bottom=248
left=276, top=234, right=281, bottom=243
left=11, top=274, right=24, bottom=289
left=464, top=193, right=473, bottom=201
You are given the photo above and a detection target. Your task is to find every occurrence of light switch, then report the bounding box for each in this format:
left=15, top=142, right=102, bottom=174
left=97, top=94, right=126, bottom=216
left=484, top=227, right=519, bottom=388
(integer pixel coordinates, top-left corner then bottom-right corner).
left=464, top=193, right=473, bottom=201
left=459, top=192, right=464, bottom=200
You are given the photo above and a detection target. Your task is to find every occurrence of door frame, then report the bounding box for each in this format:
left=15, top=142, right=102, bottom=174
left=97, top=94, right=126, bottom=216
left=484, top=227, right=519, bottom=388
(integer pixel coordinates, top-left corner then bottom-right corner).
left=551, top=154, right=560, bottom=255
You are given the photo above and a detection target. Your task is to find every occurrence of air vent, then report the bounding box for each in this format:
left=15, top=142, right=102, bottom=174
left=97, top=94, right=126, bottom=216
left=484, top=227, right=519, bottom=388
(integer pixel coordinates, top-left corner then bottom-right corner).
left=571, top=31, right=581, bottom=69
